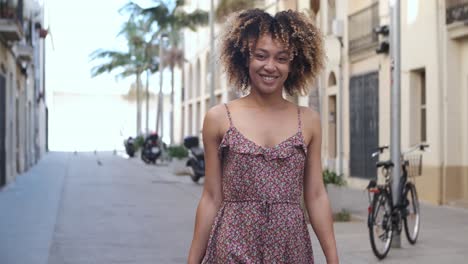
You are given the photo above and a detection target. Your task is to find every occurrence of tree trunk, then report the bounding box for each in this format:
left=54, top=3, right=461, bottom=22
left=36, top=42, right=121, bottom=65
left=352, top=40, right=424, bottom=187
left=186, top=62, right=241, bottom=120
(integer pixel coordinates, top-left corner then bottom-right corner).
left=156, top=71, right=163, bottom=137
left=170, top=66, right=175, bottom=145
left=136, top=72, right=142, bottom=136
left=145, top=69, right=150, bottom=135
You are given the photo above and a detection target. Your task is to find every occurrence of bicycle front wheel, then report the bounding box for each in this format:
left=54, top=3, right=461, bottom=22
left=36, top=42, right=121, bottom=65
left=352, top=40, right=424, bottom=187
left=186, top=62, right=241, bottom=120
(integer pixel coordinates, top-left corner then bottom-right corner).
left=368, top=191, right=393, bottom=259
left=403, top=183, right=420, bottom=244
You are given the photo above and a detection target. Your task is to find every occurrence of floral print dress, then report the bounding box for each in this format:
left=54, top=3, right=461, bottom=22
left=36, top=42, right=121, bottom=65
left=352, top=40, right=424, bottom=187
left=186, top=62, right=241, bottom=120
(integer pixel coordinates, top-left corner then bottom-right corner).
left=201, top=103, right=314, bottom=264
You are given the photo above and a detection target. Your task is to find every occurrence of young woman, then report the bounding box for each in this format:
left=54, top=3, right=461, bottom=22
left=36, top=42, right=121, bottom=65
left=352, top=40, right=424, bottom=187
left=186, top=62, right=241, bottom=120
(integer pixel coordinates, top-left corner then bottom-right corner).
left=188, top=9, right=339, bottom=264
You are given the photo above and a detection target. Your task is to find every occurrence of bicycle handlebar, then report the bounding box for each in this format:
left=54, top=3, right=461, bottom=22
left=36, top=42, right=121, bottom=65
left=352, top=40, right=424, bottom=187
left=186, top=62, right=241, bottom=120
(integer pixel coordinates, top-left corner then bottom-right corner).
left=402, top=143, right=430, bottom=156
left=371, top=145, right=389, bottom=158
left=370, top=144, right=430, bottom=158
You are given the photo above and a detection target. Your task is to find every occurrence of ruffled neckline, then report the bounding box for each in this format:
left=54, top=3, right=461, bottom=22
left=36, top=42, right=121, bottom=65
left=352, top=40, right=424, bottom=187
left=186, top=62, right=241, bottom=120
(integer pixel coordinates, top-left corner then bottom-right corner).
left=218, top=126, right=307, bottom=160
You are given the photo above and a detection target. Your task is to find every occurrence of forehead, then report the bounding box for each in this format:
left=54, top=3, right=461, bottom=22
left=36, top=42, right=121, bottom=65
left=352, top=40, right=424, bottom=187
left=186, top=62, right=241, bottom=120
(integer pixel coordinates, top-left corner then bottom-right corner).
left=252, top=34, right=288, bottom=53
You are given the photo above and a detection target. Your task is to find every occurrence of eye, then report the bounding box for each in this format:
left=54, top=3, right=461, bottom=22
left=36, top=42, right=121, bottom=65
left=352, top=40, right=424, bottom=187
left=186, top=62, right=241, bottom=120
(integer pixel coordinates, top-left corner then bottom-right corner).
left=254, top=53, right=266, bottom=60
left=277, top=56, right=290, bottom=63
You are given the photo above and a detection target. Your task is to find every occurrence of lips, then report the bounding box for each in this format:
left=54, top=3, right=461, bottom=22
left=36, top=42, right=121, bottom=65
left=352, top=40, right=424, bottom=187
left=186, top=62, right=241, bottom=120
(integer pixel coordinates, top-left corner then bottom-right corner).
left=260, top=74, right=278, bottom=83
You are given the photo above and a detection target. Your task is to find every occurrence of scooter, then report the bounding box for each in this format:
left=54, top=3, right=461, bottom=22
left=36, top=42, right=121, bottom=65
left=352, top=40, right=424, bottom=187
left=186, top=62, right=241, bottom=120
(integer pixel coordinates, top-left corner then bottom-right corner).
left=183, top=136, right=205, bottom=183
left=141, top=133, right=162, bottom=164
left=124, top=137, right=135, bottom=157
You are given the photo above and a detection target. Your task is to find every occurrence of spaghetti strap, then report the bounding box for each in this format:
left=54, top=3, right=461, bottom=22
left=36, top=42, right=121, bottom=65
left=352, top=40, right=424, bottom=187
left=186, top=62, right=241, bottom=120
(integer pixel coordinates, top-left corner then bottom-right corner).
left=224, top=103, right=233, bottom=126
left=297, top=106, right=302, bottom=133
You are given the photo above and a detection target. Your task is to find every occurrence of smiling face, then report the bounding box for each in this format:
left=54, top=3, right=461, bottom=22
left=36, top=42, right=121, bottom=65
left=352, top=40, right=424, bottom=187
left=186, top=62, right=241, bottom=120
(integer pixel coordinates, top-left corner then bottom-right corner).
left=248, top=34, right=291, bottom=95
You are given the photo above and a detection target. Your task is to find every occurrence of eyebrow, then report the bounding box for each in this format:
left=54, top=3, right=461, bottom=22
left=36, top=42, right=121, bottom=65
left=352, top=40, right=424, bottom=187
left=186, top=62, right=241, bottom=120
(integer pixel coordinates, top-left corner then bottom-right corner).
left=255, top=48, right=290, bottom=55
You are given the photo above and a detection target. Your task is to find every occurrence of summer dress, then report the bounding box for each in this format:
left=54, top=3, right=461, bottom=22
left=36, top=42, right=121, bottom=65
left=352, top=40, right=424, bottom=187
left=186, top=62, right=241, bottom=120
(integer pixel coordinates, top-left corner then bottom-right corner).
left=201, top=103, right=314, bottom=264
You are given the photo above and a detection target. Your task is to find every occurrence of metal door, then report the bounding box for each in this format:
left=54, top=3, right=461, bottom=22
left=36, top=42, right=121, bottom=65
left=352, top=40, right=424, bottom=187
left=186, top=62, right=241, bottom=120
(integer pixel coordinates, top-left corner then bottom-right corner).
left=349, top=72, right=379, bottom=179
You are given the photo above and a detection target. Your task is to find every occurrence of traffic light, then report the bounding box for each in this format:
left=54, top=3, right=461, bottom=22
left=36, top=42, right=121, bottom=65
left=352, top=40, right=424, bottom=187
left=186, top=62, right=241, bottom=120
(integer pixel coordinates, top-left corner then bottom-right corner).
left=374, top=25, right=389, bottom=54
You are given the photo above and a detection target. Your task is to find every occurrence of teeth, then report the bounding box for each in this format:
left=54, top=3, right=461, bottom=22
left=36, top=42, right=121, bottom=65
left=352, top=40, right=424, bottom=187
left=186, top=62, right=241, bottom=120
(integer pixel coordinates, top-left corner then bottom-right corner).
left=262, top=76, right=275, bottom=81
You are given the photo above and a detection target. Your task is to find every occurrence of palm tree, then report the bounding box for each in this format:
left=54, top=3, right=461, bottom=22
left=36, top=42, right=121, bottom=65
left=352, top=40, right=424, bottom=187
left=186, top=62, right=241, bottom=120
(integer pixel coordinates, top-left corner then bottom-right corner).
left=126, top=0, right=208, bottom=144
left=215, top=0, right=255, bottom=21
left=90, top=16, right=158, bottom=136
left=162, top=38, right=184, bottom=146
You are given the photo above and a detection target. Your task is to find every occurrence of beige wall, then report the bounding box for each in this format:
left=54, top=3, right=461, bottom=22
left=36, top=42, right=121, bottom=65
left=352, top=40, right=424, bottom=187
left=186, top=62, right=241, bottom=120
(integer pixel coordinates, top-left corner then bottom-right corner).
left=335, top=0, right=468, bottom=205
left=179, top=0, right=468, bottom=206
left=349, top=0, right=377, bottom=15
left=400, top=0, right=443, bottom=203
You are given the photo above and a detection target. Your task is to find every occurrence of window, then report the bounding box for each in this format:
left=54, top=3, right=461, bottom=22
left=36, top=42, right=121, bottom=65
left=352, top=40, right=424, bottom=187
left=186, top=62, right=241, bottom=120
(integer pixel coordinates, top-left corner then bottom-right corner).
left=409, top=68, right=426, bottom=144
left=420, top=70, right=427, bottom=142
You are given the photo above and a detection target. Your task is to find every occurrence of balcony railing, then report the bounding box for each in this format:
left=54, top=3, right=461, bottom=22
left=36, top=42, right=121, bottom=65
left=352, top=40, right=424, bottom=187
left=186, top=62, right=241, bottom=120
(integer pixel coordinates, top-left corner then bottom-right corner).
left=348, top=2, right=379, bottom=55
left=0, top=0, right=24, bottom=41
left=446, top=0, right=468, bottom=24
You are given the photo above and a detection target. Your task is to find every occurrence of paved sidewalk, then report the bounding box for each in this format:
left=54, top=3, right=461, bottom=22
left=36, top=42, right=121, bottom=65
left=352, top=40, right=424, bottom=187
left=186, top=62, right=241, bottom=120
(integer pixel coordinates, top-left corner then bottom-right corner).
left=0, top=151, right=200, bottom=264
left=1, top=152, right=467, bottom=264
left=310, top=185, right=468, bottom=263
left=0, top=152, right=68, bottom=264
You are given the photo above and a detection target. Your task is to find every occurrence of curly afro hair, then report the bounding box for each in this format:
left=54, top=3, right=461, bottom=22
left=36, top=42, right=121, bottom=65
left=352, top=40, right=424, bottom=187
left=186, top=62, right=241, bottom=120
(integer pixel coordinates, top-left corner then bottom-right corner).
left=218, top=8, right=325, bottom=96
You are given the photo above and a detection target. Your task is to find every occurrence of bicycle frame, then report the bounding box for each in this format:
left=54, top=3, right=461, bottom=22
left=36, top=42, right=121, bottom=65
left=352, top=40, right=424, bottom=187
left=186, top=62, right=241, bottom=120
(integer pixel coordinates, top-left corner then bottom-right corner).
left=367, top=143, right=429, bottom=259
left=368, top=144, right=426, bottom=209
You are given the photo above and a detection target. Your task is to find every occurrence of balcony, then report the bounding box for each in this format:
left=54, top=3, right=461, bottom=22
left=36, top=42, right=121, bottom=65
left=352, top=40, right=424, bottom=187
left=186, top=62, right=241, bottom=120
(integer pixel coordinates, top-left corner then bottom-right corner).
left=348, top=2, right=379, bottom=56
left=0, top=0, right=24, bottom=41
left=446, top=0, right=468, bottom=24
left=14, top=42, right=33, bottom=61
left=446, top=0, right=468, bottom=39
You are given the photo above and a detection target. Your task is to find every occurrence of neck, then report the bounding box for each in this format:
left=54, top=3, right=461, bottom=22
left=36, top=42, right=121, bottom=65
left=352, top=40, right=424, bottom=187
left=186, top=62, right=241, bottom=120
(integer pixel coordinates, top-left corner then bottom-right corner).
left=244, top=88, right=287, bottom=109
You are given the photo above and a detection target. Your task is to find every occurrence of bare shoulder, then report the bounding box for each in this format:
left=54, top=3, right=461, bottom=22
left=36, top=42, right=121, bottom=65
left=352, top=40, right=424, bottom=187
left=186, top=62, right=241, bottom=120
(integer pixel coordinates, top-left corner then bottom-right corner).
left=299, top=106, right=321, bottom=146
left=300, top=106, right=321, bottom=124
left=204, top=103, right=227, bottom=124
left=203, top=103, right=230, bottom=140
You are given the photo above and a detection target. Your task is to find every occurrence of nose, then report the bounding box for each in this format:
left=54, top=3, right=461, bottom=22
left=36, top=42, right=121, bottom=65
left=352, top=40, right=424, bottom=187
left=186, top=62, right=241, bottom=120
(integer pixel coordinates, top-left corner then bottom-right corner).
left=263, top=58, right=276, bottom=72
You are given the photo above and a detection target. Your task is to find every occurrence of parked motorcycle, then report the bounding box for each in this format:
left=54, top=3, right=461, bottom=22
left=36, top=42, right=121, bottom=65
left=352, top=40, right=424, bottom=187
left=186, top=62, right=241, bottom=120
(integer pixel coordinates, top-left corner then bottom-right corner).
left=141, top=133, right=162, bottom=164
left=183, top=136, right=205, bottom=183
left=124, top=137, right=135, bottom=157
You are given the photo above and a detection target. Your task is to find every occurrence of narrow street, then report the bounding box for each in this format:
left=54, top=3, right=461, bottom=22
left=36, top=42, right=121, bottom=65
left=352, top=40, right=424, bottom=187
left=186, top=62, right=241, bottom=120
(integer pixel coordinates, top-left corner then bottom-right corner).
left=1, top=152, right=467, bottom=264
left=0, top=152, right=201, bottom=264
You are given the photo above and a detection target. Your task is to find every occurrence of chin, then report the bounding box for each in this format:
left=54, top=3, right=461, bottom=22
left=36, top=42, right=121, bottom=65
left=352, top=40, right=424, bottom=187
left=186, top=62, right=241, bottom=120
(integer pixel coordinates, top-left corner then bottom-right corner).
left=251, top=83, right=282, bottom=95
left=257, top=84, right=282, bottom=94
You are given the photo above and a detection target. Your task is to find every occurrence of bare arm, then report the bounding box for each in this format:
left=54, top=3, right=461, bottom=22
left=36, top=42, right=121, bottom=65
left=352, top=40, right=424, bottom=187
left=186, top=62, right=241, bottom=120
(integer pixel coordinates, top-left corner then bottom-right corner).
left=187, top=106, right=224, bottom=264
left=303, top=108, right=339, bottom=264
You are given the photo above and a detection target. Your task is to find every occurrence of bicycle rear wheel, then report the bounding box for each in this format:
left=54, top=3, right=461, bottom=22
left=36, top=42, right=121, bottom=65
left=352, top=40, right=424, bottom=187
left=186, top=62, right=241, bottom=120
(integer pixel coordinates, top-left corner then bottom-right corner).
left=368, top=191, right=393, bottom=259
left=403, top=183, right=420, bottom=244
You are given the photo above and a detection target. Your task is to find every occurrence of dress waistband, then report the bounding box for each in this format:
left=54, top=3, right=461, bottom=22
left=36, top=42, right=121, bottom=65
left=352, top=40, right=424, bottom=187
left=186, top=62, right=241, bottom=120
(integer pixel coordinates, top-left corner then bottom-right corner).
left=223, top=199, right=300, bottom=205
left=223, top=199, right=301, bottom=222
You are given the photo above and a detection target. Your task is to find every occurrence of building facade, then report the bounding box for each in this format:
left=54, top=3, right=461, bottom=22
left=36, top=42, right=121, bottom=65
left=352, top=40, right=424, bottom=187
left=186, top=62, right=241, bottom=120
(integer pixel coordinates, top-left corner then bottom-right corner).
left=178, top=0, right=468, bottom=206
left=0, top=0, right=47, bottom=188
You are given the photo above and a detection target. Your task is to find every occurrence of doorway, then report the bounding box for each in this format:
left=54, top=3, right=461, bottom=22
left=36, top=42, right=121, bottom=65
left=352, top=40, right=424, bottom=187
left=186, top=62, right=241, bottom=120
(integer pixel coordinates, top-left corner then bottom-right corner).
left=349, top=72, right=379, bottom=179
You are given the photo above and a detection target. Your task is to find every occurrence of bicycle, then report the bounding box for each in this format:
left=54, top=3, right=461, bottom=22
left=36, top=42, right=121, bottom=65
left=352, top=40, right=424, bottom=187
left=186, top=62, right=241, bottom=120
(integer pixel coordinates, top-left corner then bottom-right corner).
left=366, top=143, right=429, bottom=259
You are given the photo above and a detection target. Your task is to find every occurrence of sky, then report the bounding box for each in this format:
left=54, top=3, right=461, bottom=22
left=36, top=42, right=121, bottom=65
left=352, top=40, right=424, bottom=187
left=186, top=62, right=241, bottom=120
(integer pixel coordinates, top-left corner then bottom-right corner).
left=45, top=0, right=177, bottom=151
left=45, top=0, right=174, bottom=96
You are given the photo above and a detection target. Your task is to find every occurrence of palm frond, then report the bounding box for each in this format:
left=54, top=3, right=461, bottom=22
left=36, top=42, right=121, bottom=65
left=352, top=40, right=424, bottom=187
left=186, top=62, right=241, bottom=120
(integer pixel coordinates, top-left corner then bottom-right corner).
left=215, top=0, right=254, bottom=22
left=163, top=47, right=184, bottom=68
left=142, top=4, right=171, bottom=28
left=174, top=9, right=209, bottom=31
left=119, top=2, right=143, bottom=17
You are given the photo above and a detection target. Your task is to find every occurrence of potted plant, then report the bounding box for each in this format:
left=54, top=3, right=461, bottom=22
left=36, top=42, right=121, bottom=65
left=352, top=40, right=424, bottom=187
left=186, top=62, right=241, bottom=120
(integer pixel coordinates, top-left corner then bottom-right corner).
left=322, top=169, right=346, bottom=188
